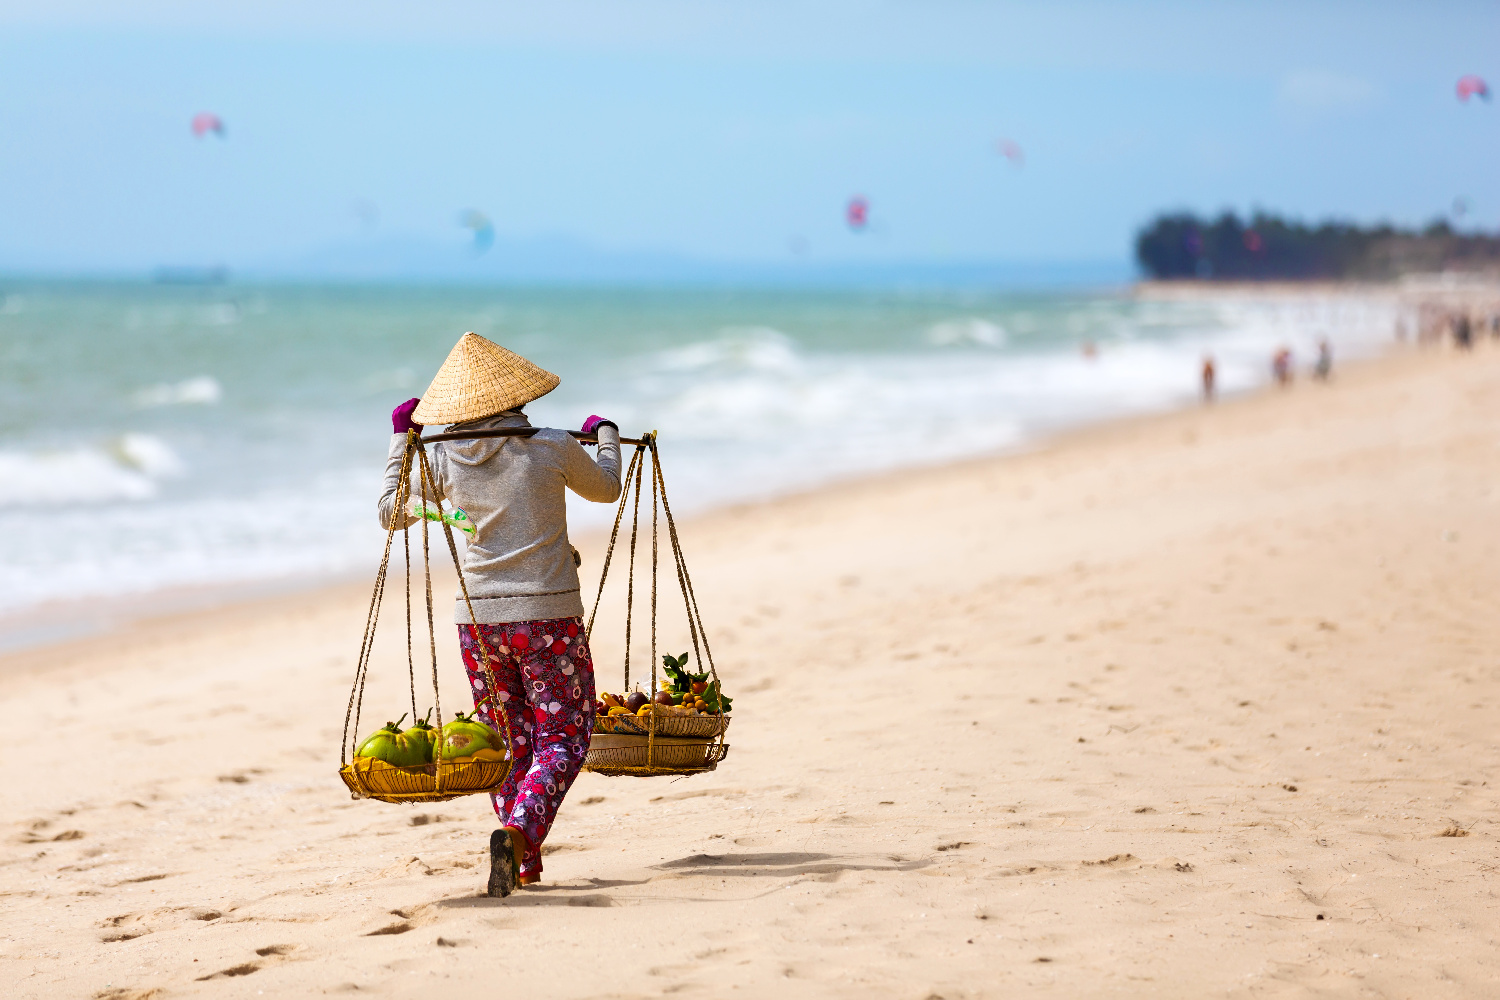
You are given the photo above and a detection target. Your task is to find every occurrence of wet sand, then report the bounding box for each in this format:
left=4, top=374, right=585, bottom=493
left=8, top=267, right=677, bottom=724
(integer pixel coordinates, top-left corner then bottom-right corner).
left=3, top=341, right=1498, bottom=998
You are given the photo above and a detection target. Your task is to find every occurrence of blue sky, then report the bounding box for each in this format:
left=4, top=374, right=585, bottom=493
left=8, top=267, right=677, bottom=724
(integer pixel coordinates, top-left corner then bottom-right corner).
left=0, top=1, right=1496, bottom=275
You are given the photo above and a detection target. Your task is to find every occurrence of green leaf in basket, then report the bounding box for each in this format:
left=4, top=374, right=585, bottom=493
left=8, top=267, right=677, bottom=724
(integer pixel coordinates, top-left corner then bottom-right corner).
left=700, top=680, right=732, bottom=714
left=662, top=651, right=704, bottom=691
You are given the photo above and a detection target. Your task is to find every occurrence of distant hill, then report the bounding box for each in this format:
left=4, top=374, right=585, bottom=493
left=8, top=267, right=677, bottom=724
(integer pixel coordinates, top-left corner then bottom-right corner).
left=235, top=234, right=1132, bottom=289
left=1135, top=212, right=1500, bottom=281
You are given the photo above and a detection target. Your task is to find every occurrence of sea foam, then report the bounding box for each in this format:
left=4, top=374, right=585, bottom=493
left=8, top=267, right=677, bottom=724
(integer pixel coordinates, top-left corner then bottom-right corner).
left=0, top=283, right=1404, bottom=621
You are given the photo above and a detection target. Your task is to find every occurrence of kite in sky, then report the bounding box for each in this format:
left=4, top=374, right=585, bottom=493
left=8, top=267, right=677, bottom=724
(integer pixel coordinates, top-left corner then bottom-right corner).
left=846, top=196, right=869, bottom=231
left=460, top=209, right=494, bottom=255
left=996, top=138, right=1025, bottom=167
left=191, top=112, right=225, bottom=138
left=1456, top=75, right=1490, bottom=102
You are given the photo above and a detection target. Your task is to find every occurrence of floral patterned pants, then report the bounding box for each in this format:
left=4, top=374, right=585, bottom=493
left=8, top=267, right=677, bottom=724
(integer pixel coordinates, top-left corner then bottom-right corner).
left=458, top=617, right=595, bottom=879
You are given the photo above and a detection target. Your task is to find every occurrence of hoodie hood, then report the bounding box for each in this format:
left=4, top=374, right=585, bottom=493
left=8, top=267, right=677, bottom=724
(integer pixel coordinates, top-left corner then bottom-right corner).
left=441, top=410, right=531, bottom=466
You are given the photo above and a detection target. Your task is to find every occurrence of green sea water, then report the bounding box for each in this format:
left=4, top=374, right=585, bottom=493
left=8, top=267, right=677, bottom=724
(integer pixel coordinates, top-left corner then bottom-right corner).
left=0, top=280, right=1398, bottom=618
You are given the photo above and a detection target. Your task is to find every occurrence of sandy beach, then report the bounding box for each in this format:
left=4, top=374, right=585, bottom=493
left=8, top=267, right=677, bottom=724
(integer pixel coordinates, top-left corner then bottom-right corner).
left=3, top=338, right=1498, bottom=998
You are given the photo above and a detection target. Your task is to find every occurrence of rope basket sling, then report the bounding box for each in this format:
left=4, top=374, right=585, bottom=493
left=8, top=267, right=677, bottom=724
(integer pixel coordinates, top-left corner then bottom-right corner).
left=339, top=430, right=516, bottom=803
left=339, top=425, right=726, bottom=801
left=581, top=434, right=730, bottom=778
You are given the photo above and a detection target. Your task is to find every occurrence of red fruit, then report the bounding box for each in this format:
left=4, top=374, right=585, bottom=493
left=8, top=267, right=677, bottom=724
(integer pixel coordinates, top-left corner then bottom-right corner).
left=551, top=639, right=567, bottom=655
left=691, top=681, right=708, bottom=694
left=654, top=691, right=675, bottom=706
left=625, top=692, right=649, bottom=713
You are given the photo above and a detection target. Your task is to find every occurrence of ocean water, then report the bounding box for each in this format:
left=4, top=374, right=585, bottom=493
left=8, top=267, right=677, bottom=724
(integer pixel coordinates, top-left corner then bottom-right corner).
left=0, top=281, right=1401, bottom=621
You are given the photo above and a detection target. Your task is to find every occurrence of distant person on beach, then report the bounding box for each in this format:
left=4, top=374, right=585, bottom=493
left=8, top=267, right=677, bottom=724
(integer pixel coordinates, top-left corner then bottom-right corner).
left=1452, top=313, right=1473, bottom=350
left=379, top=332, right=622, bottom=897
left=1272, top=347, right=1293, bottom=387
left=1201, top=355, right=1216, bottom=402
left=1314, top=340, right=1332, bottom=381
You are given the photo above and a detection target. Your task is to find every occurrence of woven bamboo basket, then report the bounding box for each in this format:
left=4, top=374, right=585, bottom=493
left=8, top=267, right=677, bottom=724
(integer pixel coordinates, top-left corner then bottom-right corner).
left=339, top=756, right=512, bottom=804
left=594, top=710, right=731, bottom=739
left=583, top=733, right=730, bottom=777
left=579, top=435, right=733, bottom=778
left=339, top=434, right=521, bottom=805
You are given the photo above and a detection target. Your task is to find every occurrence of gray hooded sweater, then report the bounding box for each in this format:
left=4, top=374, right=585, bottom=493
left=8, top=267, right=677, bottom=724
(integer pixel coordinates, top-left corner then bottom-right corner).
left=378, top=410, right=622, bottom=624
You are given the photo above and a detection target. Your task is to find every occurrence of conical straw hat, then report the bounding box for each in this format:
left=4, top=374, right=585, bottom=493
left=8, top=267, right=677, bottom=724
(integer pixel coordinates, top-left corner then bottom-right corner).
left=412, top=333, right=561, bottom=425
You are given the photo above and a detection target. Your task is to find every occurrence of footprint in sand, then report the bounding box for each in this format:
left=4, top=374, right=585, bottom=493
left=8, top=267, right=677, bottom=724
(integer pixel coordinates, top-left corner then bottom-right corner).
left=14, top=818, right=86, bottom=844
left=1081, top=853, right=1137, bottom=868
left=196, top=943, right=300, bottom=981
left=97, top=905, right=224, bottom=942
left=365, top=921, right=414, bottom=936
left=196, top=962, right=261, bottom=980
left=366, top=903, right=440, bottom=935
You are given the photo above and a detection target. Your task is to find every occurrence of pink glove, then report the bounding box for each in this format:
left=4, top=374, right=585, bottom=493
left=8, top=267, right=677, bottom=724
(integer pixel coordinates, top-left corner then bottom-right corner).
left=581, top=414, right=617, bottom=435
left=580, top=414, right=617, bottom=447
left=392, top=398, right=423, bottom=435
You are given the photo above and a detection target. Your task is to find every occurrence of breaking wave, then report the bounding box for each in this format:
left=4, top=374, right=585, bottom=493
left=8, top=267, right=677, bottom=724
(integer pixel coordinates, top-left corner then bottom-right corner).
left=0, top=283, right=1403, bottom=623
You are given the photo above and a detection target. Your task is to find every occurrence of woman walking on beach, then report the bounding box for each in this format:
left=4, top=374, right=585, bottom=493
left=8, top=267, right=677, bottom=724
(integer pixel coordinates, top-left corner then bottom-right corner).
left=378, top=333, right=621, bottom=897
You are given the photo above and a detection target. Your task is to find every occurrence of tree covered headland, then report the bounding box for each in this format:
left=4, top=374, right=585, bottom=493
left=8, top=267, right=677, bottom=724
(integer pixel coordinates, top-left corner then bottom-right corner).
left=1135, top=211, right=1500, bottom=281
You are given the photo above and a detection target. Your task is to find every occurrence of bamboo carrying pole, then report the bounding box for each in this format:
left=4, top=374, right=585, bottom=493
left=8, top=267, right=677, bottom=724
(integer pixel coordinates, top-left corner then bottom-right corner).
left=420, top=428, right=651, bottom=447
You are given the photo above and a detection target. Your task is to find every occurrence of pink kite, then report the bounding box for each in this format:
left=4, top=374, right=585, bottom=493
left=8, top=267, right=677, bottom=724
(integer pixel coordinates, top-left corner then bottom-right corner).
left=996, top=138, right=1025, bottom=167
left=1456, top=75, right=1490, bottom=102
left=191, top=112, right=225, bottom=138
left=846, top=196, right=869, bottom=230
